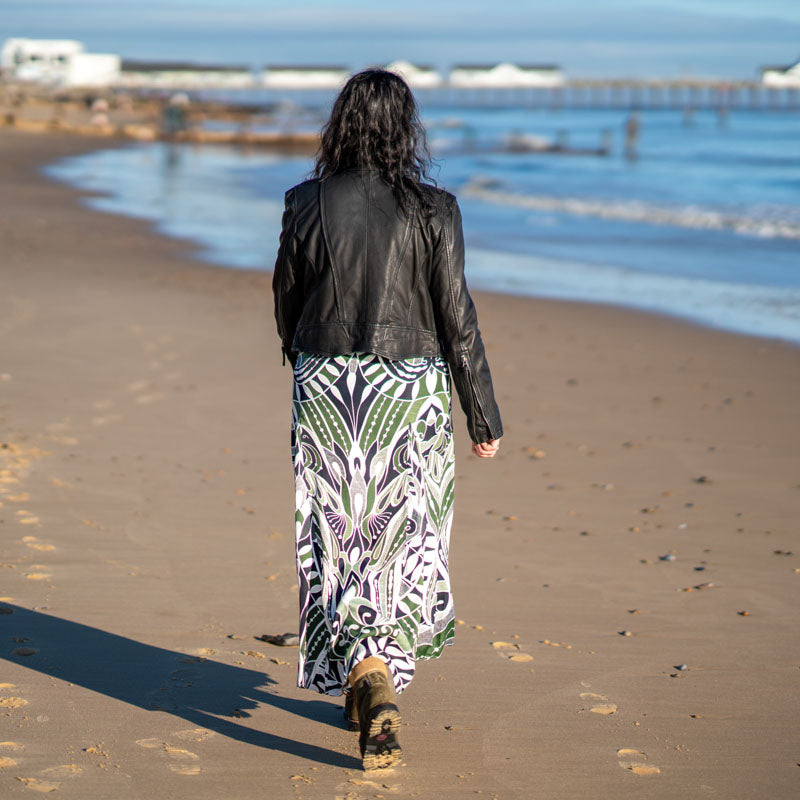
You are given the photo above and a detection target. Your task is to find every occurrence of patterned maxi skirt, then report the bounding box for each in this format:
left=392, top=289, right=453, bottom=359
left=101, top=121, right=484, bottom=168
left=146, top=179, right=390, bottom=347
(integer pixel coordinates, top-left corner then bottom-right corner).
left=291, top=351, right=456, bottom=696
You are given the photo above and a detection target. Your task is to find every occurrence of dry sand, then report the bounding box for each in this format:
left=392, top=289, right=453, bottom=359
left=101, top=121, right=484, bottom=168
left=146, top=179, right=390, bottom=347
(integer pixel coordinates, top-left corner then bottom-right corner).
left=1, top=128, right=798, bottom=799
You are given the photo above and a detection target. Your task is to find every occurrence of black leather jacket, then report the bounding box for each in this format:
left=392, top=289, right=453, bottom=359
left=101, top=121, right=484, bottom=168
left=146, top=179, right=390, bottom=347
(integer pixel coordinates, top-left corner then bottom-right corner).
left=272, top=167, right=503, bottom=444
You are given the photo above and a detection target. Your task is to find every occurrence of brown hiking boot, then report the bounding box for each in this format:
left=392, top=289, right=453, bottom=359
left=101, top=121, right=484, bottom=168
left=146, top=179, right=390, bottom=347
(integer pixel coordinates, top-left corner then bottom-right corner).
left=349, top=657, right=403, bottom=771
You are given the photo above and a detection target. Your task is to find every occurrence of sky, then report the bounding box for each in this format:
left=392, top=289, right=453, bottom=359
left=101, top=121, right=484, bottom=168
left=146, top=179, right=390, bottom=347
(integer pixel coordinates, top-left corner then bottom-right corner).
left=3, top=0, right=800, bottom=78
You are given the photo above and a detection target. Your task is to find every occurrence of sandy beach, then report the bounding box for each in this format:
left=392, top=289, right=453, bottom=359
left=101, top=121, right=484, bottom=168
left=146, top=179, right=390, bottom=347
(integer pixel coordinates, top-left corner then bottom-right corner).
left=1, top=127, right=798, bottom=799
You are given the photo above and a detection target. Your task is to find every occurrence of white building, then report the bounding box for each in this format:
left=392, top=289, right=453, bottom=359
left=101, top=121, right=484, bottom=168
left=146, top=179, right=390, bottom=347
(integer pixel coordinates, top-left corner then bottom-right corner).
left=761, top=59, right=800, bottom=87
left=117, top=60, right=254, bottom=89
left=449, top=62, right=565, bottom=88
left=260, top=65, right=350, bottom=89
left=1, top=38, right=120, bottom=86
left=65, top=53, right=121, bottom=87
left=384, top=60, right=442, bottom=88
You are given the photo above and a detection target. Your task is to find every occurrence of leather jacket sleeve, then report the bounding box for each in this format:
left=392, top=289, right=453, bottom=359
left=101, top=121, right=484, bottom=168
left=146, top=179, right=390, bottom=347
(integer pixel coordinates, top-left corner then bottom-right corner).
left=272, top=188, right=301, bottom=367
left=429, top=195, right=504, bottom=444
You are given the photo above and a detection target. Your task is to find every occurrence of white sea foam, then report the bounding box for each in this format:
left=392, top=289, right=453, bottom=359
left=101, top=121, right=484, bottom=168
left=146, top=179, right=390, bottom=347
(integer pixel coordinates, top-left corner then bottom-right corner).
left=467, top=246, right=800, bottom=345
left=462, top=181, right=800, bottom=241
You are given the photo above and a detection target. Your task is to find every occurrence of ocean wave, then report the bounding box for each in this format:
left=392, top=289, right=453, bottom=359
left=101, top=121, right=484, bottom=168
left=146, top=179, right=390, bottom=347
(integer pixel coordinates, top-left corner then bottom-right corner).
left=461, top=180, right=800, bottom=241
left=466, top=246, right=800, bottom=345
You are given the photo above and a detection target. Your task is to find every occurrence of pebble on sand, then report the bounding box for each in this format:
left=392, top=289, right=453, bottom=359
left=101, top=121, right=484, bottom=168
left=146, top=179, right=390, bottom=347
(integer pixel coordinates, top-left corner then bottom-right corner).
left=681, top=582, right=715, bottom=592
left=540, top=639, right=572, bottom=649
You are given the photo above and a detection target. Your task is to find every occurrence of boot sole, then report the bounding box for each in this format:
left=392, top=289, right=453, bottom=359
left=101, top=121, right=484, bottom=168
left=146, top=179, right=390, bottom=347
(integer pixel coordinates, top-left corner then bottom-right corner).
left=361, top=703, right=402, bottom=771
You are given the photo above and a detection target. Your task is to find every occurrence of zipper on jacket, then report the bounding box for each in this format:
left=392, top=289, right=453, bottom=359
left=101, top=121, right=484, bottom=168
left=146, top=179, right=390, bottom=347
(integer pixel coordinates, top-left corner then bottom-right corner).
left=460, top=353, right=493, bottom=439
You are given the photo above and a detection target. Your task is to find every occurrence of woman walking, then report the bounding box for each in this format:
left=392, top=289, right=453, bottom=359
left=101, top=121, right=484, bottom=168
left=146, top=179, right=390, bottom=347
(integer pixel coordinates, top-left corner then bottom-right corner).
left=273, top=69, right=503, bottom=771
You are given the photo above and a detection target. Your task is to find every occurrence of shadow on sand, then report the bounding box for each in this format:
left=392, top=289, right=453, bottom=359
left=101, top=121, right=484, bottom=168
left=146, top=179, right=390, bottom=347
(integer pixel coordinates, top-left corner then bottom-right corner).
left=1, top=605, right=359, bottom=768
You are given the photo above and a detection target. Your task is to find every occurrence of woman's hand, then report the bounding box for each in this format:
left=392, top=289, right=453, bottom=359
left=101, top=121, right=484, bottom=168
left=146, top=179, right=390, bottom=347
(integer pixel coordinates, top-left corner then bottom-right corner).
left=472, top=438, right=501, bottom=458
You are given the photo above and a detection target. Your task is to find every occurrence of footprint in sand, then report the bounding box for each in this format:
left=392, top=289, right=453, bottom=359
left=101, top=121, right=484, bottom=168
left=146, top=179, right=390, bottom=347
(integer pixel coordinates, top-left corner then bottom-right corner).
left=13, top=765, right=82, bottom=793
left=0, top=697, right=29, bottom=709
left=135, top=393, right=164, bottom=405
left=24, top=565, right=53, bottom=581
left=617, top=748, right=661, bottom=775
left=135, top=738, right=202, bottom=775
left=0, top=735, right=23, bottom=746
left=44, top=421, right=71, bottom=433
left=0, top=741, right=24, bottom=769
left=15, top=777, right=61, bottom=792
left=39, top=765, right=83, bottom=779
left=16, top=511, right=40, bottom=526
left=491, top=640, right=534, bottom=663
left=7, top=492, right=31, bottom=503
left=91, top=414, right=122, bottom=427
left=23, top=536, right=55, bottom=552
left=171, top=728, right=215, bottom=743
left=48, top=435, right=79, bottom=446
left=579, top=691, right=618, bottom=715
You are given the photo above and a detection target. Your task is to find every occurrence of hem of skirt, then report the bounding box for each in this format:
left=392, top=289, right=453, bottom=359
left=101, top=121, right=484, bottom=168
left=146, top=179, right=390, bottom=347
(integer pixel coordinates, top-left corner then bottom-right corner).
left=413, top=636, right=455, bottom=662
left=296, top=682, right=346, bottom=698
left=295, top=638, right=455, bottom=697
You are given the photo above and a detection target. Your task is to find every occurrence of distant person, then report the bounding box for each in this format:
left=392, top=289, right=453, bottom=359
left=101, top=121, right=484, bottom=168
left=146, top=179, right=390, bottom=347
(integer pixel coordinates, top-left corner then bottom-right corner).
left=624, top=111, right=640, bottom=160
left=272, top=69, right=503, bottom=771
left=162, top=92, right=189, bottom=138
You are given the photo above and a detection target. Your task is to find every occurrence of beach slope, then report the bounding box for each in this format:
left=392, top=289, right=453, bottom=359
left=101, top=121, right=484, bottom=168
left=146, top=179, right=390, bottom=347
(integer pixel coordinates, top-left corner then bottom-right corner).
left=1, top=128, right=798, bottom=799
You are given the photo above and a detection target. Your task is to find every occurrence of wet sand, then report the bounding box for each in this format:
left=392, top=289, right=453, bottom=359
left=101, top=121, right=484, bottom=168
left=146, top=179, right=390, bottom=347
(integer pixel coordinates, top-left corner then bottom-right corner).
left=1, top=127, right=798, bottom=799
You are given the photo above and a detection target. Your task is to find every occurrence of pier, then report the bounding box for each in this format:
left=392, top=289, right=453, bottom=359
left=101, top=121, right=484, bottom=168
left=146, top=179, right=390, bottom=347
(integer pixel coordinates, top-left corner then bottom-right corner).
left=411, top=80, right=800, bottom=112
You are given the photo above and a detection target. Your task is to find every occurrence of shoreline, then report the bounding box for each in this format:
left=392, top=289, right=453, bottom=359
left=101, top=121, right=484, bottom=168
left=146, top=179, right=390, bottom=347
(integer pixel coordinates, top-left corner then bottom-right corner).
left=30, top=126, right=800, bottom=352
left=1, top=127, right=798, bottom=798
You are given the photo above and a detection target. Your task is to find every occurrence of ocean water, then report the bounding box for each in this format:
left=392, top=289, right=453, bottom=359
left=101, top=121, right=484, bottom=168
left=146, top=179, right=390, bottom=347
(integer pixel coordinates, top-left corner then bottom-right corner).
left=43, top=105, right=800, bottom=344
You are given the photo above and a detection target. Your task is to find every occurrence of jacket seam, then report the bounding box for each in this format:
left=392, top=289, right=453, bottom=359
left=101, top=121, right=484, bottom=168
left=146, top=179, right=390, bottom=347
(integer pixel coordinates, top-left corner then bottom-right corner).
left=442, top=196, right=464, bottom=346
left=318, top=179, right=342, bottom=322
left=391, top=196, right=416, bottom=324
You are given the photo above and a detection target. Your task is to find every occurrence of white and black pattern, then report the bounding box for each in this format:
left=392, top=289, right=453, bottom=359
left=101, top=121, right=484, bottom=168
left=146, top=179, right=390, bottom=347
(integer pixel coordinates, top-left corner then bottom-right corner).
left=290, top=351, right=456, bottom=696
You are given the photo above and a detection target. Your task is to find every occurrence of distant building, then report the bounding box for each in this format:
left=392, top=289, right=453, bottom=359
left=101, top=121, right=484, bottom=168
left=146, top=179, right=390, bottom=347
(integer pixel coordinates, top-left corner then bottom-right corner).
left=1, top=38, right=120, bottom=87
left=383, top=60, right=442, bottom=88
left=761, top=59, right=800, bottom=87
left=117, top=60, right=254, bottom=89
left=449, top=62, right=565, bottom=88
left=260, top=65, right=350, bottom=89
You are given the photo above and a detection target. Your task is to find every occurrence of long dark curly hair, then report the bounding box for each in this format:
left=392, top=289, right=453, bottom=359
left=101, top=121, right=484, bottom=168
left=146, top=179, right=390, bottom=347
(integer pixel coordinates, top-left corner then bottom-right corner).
left=312, top=69, right=438, bottom=217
